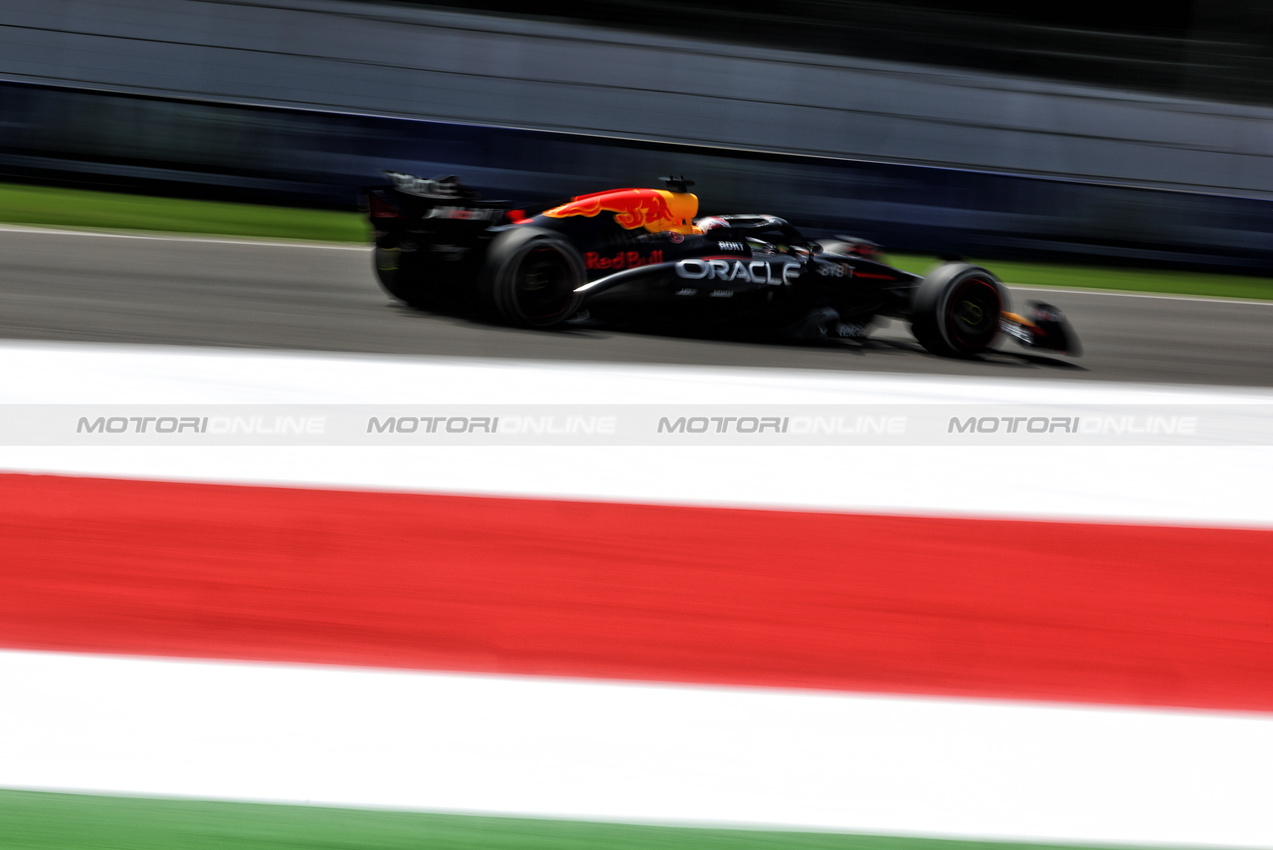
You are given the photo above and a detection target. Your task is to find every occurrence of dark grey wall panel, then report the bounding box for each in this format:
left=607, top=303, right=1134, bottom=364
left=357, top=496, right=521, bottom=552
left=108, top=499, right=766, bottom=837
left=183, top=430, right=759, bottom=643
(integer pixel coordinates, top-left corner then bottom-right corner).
left=4, top=0, right=1273, bottom=198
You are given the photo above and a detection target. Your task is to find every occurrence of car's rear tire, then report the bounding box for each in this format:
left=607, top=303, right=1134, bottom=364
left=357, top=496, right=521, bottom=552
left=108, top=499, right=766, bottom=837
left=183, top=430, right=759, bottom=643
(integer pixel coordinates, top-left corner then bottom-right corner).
left=910, top=263, right=1006, bottom=357
left=480, top=227, right=584, bottom=327
left=374, top=244, right=442, bottom=308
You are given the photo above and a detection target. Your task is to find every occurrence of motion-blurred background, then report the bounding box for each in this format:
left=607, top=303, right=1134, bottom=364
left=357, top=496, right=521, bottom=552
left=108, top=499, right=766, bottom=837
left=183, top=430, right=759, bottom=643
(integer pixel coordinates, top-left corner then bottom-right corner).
left=5, top=6, right=1273, bottom=849
left=3, top=0, right=1273, bottom=269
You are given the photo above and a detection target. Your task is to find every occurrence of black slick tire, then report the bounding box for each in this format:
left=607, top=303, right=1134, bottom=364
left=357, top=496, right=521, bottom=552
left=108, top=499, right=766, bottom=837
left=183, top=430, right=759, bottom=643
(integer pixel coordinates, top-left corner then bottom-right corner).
left=480, top=227, right=584, bottom=328
left=910, top=263, right=1007, bottom=357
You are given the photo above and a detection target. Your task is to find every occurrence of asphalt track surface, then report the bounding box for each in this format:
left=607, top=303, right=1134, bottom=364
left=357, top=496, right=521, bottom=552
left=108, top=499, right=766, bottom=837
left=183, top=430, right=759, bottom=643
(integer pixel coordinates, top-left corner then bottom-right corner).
left=3, top=227, right=1271, bottom=387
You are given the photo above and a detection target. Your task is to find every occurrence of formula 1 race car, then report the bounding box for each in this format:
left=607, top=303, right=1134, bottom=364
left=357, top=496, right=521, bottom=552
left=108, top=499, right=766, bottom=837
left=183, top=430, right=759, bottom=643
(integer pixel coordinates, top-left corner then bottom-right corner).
left=366, top=173, right=1079, bottom=358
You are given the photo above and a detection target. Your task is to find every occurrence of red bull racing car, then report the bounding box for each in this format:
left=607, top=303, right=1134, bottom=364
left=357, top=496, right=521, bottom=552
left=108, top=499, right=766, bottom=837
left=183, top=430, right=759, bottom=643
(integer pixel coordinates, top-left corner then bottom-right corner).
left=366, top=174, right=1079, bottom=358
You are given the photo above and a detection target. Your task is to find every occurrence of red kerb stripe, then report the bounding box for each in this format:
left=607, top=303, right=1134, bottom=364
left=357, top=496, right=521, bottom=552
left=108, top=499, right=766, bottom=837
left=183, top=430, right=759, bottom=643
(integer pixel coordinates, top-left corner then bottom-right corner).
left=2, top=473, right=1271, bottom=711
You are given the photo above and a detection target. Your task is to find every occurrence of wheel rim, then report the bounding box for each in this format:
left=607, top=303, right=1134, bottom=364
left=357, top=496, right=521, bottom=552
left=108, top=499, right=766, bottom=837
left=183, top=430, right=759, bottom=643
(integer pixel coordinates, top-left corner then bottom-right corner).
left=944, top=277, right=1001, bottom=351
left=512, top=245, right=578, bottom=324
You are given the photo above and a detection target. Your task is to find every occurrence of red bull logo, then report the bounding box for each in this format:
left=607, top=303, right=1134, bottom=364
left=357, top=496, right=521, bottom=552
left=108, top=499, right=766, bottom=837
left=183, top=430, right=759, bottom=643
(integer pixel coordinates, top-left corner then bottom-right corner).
left=544, top=189, right=699, bottom=234
left=585, top=249, right=664, bottom=270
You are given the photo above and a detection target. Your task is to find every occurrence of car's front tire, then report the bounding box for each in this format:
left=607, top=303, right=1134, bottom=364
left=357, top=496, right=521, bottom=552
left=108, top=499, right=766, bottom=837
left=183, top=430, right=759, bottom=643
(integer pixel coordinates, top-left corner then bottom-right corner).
left=910, top=263, right=1006, bottom=357
left=480, top=227, right=584, bottom=328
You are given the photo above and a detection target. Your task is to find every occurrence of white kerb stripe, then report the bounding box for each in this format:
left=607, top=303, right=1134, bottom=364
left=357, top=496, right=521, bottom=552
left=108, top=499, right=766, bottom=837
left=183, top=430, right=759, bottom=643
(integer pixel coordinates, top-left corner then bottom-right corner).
left=1, top=445, right=1271, bottom=528
left=3, top=341, right=1273, bottom=404
left=2, top=342, right=1273, bottom=526
left=0, top=651, right=1269, bottom=848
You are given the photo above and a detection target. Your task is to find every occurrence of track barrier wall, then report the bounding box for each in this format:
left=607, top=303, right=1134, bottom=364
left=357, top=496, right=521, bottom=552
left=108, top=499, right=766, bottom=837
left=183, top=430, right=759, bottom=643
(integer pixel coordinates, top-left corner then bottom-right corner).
left=4, top=79, right=1273, bottom=271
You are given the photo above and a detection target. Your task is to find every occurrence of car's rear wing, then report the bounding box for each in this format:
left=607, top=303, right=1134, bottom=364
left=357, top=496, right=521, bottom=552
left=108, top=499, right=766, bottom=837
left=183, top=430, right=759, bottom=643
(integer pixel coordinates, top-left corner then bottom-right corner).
left=367, top=172, right=510, bottom=227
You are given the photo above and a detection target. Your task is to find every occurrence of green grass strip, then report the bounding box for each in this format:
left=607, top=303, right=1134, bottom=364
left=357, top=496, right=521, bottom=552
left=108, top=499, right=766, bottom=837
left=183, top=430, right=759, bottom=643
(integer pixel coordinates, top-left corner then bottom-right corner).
left=0, top=182, right=367, bottom=243
left=888, top=252, right=1273, bottom=301
left=2, top=181, right=1271, bottom=300
left=0, top=790, right=1211, bottom=850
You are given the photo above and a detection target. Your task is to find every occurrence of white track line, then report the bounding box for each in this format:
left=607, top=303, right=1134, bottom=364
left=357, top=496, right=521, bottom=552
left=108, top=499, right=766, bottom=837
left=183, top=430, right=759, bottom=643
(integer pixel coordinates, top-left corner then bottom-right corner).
left=0, top=224, right=365, bottom=250
left=2, top=650, right=1269, bottom=848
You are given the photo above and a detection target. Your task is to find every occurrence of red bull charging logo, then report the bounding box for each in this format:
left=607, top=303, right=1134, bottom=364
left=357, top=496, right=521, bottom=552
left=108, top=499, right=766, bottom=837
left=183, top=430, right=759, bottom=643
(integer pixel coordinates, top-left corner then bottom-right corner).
left=543, top=189, right=698, bottom=234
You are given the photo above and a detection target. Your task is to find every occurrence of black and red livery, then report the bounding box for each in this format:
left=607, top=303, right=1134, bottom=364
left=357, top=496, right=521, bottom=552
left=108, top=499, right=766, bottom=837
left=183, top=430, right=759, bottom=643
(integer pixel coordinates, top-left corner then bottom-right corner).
left=366, top=174, right=1079, bottom=358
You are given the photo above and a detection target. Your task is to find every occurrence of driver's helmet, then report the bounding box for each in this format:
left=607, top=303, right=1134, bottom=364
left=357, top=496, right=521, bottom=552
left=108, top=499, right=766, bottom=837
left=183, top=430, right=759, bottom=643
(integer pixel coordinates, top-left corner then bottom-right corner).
left=837, top=237, right=882, bottom=261
left=695, top=216, right=731, bottom=232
